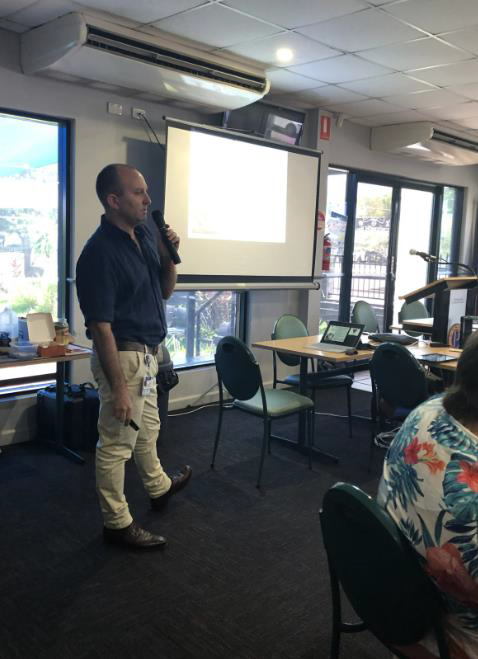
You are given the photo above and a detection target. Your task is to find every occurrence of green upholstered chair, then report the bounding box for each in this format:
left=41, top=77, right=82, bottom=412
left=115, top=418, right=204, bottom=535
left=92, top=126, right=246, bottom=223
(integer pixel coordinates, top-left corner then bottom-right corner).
left=272, top=314, right=353, bottom=437
left=398, top=300, right=429, bottom=337
left=212, top=336, right=314, bottom=489
left=351, top=300, right=380, bottom=333
left=320, top=482, right=450, bottom=659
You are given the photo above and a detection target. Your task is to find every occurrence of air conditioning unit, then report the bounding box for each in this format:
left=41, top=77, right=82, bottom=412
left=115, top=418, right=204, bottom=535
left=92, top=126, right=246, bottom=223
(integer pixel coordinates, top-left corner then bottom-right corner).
left=20, top=12, right=270, bottom=112
left=371, top=122, right=478, bottom=166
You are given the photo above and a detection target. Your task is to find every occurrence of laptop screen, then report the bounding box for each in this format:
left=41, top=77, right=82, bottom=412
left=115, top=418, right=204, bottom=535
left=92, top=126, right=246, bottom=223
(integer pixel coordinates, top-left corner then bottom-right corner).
left=321, top=321, right=364, bottom=347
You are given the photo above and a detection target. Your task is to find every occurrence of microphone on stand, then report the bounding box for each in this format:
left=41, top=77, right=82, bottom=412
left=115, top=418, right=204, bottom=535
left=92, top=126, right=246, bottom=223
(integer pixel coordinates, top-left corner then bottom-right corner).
left=409, top=248, right=438, bottom=262
left=410, top=248, right=477, bottom=276
left=151, top=210, right=181, bottom=265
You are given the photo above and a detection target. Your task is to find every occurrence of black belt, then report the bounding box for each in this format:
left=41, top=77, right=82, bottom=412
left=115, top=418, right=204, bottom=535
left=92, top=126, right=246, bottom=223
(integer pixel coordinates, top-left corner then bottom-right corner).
left=115, top=341, right=160, bottom=355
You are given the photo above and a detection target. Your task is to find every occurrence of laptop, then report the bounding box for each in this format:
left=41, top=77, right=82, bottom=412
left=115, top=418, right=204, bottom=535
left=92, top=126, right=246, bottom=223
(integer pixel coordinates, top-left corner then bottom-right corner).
left=311, top=321, right=365, bottom=353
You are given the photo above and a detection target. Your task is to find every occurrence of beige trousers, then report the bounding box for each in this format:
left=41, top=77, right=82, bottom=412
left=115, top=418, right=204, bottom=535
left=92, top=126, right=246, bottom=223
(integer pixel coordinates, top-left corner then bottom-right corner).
left=91, top=349, right=172, bottom=530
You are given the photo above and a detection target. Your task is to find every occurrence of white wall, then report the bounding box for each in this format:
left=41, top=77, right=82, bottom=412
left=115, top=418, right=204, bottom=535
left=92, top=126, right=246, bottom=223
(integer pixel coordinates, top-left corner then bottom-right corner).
left=1, top=28, right=477, bottom=444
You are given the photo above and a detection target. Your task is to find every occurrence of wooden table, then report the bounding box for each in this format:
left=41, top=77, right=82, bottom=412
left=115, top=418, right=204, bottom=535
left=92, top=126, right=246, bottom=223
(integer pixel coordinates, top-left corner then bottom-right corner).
left=390, top=318, right=433, bottom=335
left=0, top=344, right=93, bottom=463
left=252, top=336, right=373, bottom=461
left=252, top=336, right=460, bottom=458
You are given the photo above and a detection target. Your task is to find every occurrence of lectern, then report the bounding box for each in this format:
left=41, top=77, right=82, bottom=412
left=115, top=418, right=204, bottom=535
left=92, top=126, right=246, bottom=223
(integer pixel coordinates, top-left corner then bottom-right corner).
left=400, top=276, right=478, bottom=345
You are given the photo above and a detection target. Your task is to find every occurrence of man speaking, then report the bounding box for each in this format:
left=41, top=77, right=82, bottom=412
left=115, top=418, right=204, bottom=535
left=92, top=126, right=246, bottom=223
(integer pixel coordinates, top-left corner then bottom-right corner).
left=76, top=164, right=191, bottom=550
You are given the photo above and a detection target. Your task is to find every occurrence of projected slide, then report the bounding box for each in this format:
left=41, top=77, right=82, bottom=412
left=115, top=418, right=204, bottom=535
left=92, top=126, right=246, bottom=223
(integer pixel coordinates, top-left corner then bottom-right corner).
left=188, top=132, right=287, bottom=243
left=164, top=121, right=320, bottom=282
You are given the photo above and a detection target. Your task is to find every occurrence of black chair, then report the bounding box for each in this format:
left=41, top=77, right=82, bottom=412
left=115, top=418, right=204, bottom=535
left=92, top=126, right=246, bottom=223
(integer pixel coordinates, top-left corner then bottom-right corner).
left=320, top=482, right=450, bottom=659
left=369, top=342, right=429, bottom=458
left=212, top=336, right=315, bottom=488
left=272, top=314, right=353, bottom=437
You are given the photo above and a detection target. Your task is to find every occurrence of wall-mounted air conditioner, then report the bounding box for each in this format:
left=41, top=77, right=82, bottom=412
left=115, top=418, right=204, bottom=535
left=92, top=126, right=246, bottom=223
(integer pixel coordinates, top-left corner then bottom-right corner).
left=20, top=12, right=270, bottom=112
left=371, top=122, right=478, bottom=166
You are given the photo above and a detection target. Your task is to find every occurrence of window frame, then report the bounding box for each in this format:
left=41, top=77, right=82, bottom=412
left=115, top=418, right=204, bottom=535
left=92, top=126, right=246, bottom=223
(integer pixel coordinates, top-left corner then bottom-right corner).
left=165, top=289, right=247, bottom=371
left=0, top=107, right=72, bottom=395
left=325, top=165, right=465, bottom=327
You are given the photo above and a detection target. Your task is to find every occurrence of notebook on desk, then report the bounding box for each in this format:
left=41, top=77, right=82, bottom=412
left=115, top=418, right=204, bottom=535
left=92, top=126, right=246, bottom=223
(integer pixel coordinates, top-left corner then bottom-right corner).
left=311, top=321, right=365, bottom=353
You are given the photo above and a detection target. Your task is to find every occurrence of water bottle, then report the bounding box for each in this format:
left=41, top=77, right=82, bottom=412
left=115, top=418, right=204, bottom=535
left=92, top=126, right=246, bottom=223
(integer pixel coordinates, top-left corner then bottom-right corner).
left=0, top=307, right=18, bottom=340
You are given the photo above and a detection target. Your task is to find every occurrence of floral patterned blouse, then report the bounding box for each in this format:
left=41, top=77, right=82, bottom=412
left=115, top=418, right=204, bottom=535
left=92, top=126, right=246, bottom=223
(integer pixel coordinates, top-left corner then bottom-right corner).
left=379, top=395, right=478, bottom=659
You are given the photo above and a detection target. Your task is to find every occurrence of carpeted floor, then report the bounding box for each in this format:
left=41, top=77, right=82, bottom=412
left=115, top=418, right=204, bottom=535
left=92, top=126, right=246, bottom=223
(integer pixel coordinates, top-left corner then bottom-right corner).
left=0, top=387, right=390, bottom=659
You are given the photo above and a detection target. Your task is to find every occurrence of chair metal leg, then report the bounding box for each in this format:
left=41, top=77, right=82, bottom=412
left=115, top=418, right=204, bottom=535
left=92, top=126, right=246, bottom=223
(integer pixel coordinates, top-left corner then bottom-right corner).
left=346, top=385, right=352, bottom=438
left=257, top=417, right=270, bottom=488
left=211, top=404, right=224, bottom=468
left=329, top=563, right=342, bottom=659
left=308, top=409, right=313, bottom=470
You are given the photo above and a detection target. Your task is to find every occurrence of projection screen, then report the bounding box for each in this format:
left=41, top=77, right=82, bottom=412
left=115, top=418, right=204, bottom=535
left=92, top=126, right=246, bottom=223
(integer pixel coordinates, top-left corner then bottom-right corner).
left=163, top=119, right=321, bottom=288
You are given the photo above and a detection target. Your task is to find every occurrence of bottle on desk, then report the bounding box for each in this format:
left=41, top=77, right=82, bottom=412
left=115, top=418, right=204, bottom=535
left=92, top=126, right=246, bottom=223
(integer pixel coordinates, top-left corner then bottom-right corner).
left=54, top=318, right=70, bottom=346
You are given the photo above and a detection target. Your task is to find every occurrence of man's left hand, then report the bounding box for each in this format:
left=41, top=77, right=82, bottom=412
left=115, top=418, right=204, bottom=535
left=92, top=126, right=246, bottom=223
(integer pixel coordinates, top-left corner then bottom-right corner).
left=164, top=224, right=180, bottom=249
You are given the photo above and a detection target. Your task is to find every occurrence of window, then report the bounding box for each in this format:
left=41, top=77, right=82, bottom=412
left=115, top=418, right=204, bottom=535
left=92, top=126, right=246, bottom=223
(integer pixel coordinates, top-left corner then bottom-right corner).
left=437, top=186, right=460, bottom=278
left=0, top=110, right=69, bottom=386
left=323, top=166, right=464, bottom=329
left=165, top=290, right=240, bottom=367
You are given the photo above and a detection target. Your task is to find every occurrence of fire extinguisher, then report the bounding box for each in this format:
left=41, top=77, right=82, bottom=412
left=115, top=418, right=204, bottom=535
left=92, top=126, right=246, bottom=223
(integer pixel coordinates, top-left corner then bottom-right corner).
left=323, top=233, right=331, bottom=272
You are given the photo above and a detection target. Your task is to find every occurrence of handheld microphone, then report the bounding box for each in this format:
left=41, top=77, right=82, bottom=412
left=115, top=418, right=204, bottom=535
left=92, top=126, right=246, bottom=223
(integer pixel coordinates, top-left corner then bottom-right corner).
left=409, top=248, right=437, bottom=262
left=151, top=210, right=181, bottom=265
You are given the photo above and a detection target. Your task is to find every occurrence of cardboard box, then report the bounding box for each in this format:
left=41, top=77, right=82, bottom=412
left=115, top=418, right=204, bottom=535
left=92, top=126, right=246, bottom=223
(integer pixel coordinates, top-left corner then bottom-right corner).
left=18, top=313, right=66, bottom=357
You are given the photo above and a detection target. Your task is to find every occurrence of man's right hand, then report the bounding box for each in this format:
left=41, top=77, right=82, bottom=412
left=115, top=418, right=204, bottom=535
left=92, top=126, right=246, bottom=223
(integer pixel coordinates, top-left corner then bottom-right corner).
left=112, top=384, right=133, bottom=425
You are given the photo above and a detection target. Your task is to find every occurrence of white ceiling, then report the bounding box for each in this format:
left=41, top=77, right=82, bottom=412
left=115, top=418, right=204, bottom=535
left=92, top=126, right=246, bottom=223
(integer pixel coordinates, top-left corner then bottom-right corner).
left=4, top=0, right=478, bottom=138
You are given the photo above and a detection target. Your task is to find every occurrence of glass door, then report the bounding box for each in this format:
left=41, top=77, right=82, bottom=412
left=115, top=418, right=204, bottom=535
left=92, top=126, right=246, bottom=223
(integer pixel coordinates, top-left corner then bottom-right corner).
left=350, top=182, right=393, bottom=331
left=323, top=166, right=464, bottom=331
left=393, top=188, right=434, bottom=325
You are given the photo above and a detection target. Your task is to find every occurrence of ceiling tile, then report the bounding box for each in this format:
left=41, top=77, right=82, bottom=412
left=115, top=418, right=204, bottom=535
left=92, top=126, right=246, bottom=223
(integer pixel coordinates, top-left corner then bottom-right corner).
left=9, top=0, right=77, bottom=26
left=447, top=82, right=478, bottom=100
left=384, top=0, right=478, bottom=35
left=410, top=59, right=478, bottom=86
left=360, top=37, right=472, bottom=71
left=298, top=86, right=367, bottom=104
left=226, top=32, right=340, bottom=67
left=0, top=18, right=29, bottom=32
left=288, top=54, right=392, bottom=83
left=353, top=109, right=429, bottom=126
left=76, top=0, right=207, bottom=24
left=265, top=68, right=326, bottom=92
left=439, top=26, right=478, bottom=57
left=152, top=4, right=281, bottom=49
left=323, top=98, right=402, bottom=116
left=265, top=92, right=319, bottom=110
left=341, top=73, right=432, bottom=96
left=296, top=9, right=423, bottom=52
left=426, top=101, right=478, bottom=119
left=220, top=0, right=368, bottom=30
left=0, top=0, right=36, bottom=19
left=383, top=88, right=469, bottom=109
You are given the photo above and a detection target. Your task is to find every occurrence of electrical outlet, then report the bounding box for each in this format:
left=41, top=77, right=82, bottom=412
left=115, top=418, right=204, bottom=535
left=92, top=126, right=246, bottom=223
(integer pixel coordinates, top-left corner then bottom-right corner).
left=132, top=107, right=146, bottom=120
left=107, top=102, right=123, bottom=116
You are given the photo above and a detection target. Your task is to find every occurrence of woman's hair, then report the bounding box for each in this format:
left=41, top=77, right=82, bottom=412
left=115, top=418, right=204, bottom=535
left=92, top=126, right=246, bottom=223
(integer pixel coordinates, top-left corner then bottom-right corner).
left=443, top=331, right=478, bottom=423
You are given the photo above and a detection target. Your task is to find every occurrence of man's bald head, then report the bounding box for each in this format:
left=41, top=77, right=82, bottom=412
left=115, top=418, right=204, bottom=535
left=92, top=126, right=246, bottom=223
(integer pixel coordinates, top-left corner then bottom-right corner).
left=96, top=164, right=139, bottom=209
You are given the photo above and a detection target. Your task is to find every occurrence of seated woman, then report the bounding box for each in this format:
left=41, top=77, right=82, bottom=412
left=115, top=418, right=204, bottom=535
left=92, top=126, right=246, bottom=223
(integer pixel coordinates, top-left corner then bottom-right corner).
left=379, top=332, right=478, bottom=659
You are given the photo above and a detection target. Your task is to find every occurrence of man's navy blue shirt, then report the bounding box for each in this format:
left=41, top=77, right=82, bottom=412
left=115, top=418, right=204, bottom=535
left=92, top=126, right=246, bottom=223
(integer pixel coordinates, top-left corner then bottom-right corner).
left=76, top=216, right=167, bottom=345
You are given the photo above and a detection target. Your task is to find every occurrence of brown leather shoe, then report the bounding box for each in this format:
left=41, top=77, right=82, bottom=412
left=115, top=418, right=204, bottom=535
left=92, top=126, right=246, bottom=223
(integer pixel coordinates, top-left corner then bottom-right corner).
left=151, top=465, right=192, bottom=511
left=103, top=521, right=167, bottom=549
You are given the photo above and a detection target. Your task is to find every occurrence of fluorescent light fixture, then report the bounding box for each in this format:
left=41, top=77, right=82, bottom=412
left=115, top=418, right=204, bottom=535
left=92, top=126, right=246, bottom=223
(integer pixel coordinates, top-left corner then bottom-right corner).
left=276, top=47, right=294, bottom=63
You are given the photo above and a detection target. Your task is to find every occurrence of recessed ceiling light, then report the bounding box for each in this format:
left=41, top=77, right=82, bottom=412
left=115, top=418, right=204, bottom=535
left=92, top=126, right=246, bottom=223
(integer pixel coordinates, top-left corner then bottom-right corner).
left=276, top=47, right=293, bottom=64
